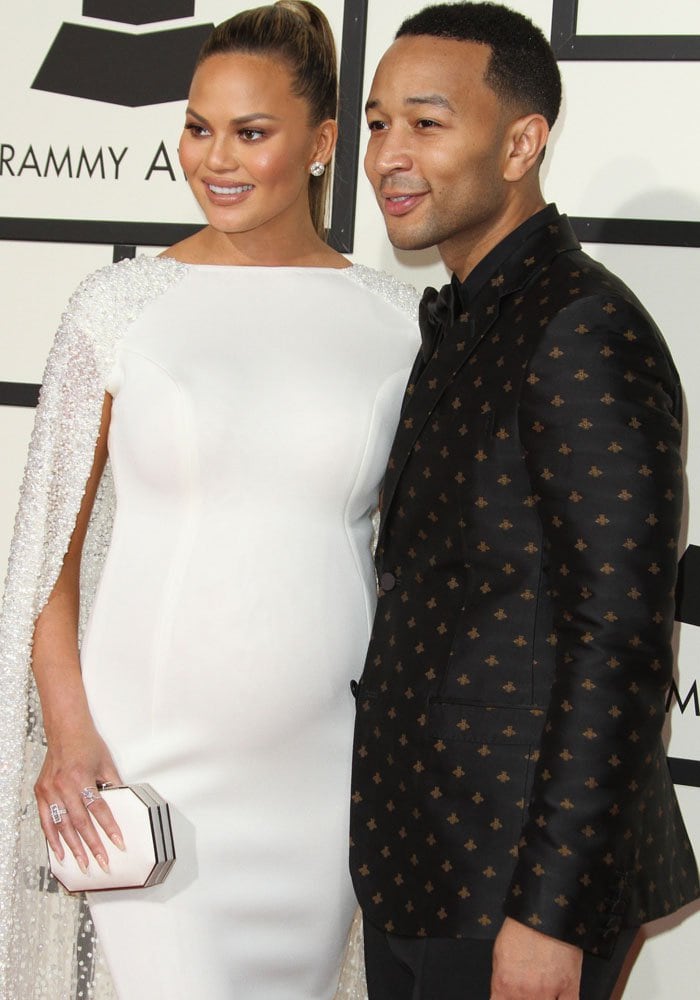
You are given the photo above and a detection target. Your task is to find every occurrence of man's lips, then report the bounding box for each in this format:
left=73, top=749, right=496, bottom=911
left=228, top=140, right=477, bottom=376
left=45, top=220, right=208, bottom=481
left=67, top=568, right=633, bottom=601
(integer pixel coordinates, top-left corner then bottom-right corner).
left=381, top=190, right=428, bottom=217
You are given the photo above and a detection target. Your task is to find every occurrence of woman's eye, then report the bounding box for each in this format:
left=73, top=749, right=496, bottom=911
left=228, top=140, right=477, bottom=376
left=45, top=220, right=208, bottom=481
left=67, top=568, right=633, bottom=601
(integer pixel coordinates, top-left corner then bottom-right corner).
left=184, top=123, right=211, bottom=137
left=240, top=128, right=264, bottom=141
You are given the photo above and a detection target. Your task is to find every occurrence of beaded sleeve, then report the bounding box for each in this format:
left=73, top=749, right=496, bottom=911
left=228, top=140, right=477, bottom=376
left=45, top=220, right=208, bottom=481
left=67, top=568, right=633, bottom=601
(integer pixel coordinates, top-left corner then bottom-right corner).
left=344, top=262, right=421, bottom=321
left=0, top=256, right=187, bottom=999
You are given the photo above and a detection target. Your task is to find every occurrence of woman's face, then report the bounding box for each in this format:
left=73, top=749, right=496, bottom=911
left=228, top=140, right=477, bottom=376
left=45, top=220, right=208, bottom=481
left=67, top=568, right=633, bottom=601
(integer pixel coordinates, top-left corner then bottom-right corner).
left=179, top=52, right=330, bottom=241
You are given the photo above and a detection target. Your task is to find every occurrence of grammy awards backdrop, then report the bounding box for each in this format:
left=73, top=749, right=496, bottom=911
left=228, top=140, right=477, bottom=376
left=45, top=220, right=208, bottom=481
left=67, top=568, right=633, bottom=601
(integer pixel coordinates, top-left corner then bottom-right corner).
left=1, top=1, right=699, bottom=994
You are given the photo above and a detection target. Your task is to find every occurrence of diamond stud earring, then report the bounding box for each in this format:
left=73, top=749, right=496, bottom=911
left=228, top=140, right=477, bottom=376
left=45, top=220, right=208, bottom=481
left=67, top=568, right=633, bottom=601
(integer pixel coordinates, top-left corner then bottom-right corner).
left=309, top=161, right=326, bottom=177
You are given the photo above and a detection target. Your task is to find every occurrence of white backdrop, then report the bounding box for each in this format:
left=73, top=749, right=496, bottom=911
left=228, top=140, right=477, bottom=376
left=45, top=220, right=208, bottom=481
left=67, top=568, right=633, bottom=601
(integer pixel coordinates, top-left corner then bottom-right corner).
left=1, top=2, right=699, bottom=995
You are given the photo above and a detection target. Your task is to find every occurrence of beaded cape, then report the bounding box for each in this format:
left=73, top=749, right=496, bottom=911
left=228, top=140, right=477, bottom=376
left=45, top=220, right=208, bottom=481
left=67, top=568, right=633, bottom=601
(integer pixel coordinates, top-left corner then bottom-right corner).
left=0, top=255, right=374, bottom=999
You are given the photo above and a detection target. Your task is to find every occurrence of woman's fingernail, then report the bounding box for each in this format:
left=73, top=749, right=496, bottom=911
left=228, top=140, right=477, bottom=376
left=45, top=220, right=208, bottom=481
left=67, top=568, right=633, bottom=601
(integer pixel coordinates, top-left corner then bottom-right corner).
left=96, top=854, right=110, bottom=874
left=77, top=858, right=89, bottom=875
left=110, top=834, right=126, bottom=852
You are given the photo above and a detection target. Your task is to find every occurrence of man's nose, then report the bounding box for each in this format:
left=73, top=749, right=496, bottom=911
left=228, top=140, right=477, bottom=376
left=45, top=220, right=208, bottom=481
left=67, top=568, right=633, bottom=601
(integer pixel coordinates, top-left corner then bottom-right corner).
left=369, top=131, right=413, bottom=176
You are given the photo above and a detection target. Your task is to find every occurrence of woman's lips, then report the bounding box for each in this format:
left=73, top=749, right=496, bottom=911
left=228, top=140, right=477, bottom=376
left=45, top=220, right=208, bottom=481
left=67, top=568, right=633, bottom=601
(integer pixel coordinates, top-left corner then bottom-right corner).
left=202, top=180, right=254, bottom=205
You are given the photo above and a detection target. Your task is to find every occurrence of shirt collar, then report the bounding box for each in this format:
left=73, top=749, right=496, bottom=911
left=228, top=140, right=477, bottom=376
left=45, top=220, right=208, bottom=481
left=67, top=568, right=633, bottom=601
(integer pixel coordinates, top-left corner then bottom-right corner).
left=456, top=203, right=560, bottom=310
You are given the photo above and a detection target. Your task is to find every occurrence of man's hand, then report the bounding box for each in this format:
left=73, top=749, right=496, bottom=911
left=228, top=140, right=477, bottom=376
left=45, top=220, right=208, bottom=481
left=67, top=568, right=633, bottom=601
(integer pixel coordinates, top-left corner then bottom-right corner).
left=490, top=917, right=583, bottom=999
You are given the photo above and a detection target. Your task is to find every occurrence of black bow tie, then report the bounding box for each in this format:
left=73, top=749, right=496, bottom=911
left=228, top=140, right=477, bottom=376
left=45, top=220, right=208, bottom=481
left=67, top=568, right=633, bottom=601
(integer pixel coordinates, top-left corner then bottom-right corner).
left=419, top=283, right=455, bottom=362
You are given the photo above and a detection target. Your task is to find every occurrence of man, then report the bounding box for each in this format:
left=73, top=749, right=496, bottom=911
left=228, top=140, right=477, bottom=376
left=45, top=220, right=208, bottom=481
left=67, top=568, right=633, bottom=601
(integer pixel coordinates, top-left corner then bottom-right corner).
left=350, top=4, right=700, bottom=999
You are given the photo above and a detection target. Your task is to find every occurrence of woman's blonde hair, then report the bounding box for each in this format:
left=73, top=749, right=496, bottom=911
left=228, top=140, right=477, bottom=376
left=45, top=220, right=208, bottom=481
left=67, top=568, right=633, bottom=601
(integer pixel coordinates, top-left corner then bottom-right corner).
left=197, top=1, right=338, bottom=237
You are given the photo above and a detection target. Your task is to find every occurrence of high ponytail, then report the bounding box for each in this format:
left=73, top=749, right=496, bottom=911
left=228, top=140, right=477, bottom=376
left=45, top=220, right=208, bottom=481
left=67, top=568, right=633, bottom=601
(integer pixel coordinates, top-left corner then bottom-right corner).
left=196, top=2, right=338, bottom=238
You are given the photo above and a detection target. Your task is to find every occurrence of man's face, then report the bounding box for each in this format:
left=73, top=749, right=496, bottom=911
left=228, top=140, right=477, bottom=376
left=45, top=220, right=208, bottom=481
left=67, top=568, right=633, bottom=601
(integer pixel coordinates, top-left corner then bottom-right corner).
left=364, top=35, right=514, bottom=268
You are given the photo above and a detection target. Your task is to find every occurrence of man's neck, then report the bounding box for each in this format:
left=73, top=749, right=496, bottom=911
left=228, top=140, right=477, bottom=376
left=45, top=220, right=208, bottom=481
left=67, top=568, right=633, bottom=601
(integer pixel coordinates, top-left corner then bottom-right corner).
left=442, top=193, right=547, bottom=283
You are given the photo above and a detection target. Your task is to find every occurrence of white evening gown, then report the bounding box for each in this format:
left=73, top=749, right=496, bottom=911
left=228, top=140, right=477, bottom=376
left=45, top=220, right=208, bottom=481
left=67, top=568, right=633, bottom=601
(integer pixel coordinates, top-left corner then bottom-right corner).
left=79, top=262, right=418, bottom=999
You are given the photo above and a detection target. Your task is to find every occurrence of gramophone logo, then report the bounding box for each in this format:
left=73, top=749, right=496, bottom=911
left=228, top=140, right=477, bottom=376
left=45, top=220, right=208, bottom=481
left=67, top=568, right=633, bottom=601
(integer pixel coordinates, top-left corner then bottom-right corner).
left=32, top=1, right=214, bottom=107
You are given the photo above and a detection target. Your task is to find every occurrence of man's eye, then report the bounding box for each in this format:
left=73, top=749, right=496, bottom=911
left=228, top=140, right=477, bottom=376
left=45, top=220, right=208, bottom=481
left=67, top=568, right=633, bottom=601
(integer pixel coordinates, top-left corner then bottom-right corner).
left=416, top=119, right=440, bottom=128
left=367, top=120, right=388, bottom=131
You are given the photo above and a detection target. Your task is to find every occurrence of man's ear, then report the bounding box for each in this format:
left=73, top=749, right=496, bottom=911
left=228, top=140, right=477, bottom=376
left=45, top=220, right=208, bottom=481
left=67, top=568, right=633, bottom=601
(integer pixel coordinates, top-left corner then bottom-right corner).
left=503, top=114, right=550, bottom=182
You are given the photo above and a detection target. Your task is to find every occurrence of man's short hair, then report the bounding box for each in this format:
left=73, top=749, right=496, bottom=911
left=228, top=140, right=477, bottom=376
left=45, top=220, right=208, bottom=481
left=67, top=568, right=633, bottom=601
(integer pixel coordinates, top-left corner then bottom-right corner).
left=396, top=2, right=562, bottom=128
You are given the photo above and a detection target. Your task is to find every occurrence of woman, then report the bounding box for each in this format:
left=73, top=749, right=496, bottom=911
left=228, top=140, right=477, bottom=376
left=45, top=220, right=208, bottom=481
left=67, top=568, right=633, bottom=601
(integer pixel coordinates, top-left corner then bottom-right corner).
left=0, top=3, right=418, bottom=997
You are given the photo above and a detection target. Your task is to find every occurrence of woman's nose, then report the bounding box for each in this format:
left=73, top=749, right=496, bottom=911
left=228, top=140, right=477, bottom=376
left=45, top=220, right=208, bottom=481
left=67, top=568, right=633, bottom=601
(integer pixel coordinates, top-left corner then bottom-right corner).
left=205, top=138, right=239, bottom=172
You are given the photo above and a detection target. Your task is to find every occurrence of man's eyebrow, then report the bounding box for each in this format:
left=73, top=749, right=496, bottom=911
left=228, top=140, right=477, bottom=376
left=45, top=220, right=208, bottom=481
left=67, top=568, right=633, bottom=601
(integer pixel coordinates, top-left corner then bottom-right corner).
left=406, top=94, right=455, bottom=112
left=365, top=95, right=455, bottom=114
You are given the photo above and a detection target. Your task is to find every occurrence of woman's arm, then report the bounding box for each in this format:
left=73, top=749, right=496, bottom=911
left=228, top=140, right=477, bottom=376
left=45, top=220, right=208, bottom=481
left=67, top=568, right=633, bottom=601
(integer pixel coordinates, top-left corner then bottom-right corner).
left=33, top=392, right=124, bottom=873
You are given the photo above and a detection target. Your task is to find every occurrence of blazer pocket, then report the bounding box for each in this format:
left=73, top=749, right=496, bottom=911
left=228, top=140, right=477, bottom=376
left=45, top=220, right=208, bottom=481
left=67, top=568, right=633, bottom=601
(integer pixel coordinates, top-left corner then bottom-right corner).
left=428, top=699, right=546, bottom=746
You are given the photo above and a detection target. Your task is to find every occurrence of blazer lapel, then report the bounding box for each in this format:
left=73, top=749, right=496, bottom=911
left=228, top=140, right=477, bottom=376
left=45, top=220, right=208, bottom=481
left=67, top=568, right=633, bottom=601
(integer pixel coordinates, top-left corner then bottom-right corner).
left=378, top=214, right=581, bottom=541
left=378, top=304, right=491, bottom=541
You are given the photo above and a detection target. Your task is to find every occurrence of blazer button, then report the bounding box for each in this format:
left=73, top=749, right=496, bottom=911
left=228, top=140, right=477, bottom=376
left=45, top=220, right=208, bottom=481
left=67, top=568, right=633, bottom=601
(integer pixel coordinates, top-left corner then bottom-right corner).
left=379, top=572, right=396, bottom=592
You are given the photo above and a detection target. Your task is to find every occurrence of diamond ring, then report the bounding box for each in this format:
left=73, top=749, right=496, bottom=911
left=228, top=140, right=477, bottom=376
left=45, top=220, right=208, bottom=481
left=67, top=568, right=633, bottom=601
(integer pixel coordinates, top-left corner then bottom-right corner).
left=49, top=803, right=68, bottom=825
left=81, top=786, right=101, bottom=808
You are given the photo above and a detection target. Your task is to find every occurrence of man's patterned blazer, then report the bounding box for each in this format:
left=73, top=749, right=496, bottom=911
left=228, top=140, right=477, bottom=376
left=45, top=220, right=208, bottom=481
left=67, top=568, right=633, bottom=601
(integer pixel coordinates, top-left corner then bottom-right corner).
left=350, top=205, right=700, bottom=956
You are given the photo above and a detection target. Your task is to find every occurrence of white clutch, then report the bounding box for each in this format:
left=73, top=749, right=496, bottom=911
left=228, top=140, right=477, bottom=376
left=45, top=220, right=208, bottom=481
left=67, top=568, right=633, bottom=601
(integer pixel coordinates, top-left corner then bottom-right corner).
left=46, top=783, right=176, bottom=892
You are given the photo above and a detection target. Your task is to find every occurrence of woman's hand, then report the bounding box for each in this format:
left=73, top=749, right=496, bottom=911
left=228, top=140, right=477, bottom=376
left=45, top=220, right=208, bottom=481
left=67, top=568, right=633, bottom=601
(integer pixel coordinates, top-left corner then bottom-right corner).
left=36, top=720, right=124, bottom=874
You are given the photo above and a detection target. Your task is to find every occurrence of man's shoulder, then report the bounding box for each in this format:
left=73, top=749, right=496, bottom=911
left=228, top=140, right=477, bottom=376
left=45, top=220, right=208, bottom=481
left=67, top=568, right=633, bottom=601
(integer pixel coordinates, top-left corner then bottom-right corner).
left=549, top=245, right=644, bottom=306
left=489, top=211, right=655, bottom=331
left=522, top=243, right=659, bottom=334
left=517, top=244, right=680, bottom=390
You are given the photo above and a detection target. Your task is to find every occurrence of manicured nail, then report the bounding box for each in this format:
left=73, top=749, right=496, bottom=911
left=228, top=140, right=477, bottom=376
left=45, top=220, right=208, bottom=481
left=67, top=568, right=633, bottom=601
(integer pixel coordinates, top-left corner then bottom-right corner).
left=96, top=854, right=110, bottom=874
left=77, top=858, right=89, bottom=875
left=110, top=833, right=126, bottom=852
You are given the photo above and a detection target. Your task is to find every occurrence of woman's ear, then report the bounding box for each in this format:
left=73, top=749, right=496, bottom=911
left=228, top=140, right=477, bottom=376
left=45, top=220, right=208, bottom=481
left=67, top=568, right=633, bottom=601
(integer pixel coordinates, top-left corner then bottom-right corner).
left=503, top=113, right=550, bottom=182
left=311, top=118, right=338, bottom=170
